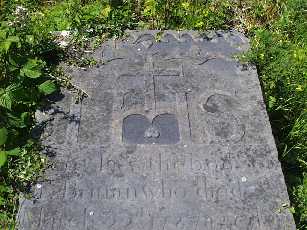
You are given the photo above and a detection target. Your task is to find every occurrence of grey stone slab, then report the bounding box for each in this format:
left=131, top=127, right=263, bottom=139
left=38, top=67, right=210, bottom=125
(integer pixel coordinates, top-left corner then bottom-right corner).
left=17, top=30, right=296, bottom=230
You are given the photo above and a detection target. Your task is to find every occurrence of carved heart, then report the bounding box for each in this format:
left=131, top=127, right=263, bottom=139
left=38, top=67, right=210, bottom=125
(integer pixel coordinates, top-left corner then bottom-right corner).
left=122, top=113, right=180, bottom=144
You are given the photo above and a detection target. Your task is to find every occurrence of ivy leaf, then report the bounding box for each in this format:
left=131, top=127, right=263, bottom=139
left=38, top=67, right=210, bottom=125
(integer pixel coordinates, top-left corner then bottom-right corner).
left=0, top=151, right=7, bottom=168
left=38, top=80, right=57, bottom=95
left=20, top=58, right=45, bottom=78
left=0, top=127, right=8, bottom=146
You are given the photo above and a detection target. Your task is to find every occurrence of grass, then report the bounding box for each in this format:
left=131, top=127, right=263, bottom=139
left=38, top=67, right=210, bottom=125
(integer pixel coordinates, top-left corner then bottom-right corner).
left=241, top=1, right=307, bottom=226
left=0, top=0, right=306, bottom=229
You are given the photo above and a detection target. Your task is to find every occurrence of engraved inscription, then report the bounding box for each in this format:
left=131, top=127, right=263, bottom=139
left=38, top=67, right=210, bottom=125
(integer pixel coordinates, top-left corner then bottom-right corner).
left=188, top=93, right=245, bottom=144
left=22, top=205, right=293, bottom=230
left=122, top=114, right=180, bottom=144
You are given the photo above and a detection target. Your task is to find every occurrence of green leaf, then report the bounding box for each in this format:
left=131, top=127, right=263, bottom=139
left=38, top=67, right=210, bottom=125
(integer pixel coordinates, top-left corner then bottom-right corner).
left=21, top=112, right=31, bottom=126
left=101, top=5, right=111, bottom=18
left=8, top=56, right=18, bottom=71
left=0, top=127, right=8, bottom=146
left=0, top=93, right=12, bottom=110
left=38, top=80, right=57, bottom=95
left=7, top=36, right=20, bottom=47
left=6, top=83, right=21, bottom=92
left=7, top=112, right=25, bottom=128
left=0, top=36, right=20, bottom=53
left=0, top=29, right=7, bottom=40
left=9, top=86, right=39, bottom=104
left=20, top=59, right=45, bottom=78
left=26, top=35, right=35, bottom=45
left=268, top=96, right=276, bottom=109
left=6, top=148, right=21, bottom=156
left=0, top=41, right=12, bottom=53
left=0, top=151, right=7, bottom=167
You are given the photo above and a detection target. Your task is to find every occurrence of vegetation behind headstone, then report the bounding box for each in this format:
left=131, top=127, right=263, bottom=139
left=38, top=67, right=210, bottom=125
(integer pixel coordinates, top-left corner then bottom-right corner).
left=0, top=0, right=306, bottom=228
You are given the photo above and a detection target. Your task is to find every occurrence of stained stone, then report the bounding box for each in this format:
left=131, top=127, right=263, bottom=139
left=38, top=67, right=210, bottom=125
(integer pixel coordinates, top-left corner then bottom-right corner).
left=17, top=31, right=296, bottom=230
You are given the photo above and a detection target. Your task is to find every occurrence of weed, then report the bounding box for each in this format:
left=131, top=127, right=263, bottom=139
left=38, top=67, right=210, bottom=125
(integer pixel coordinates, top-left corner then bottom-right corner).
left=0, top=0, right=306, bottom=228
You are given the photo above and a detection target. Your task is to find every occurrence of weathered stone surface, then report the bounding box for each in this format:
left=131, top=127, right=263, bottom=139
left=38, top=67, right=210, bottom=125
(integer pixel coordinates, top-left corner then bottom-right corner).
left=17, top=31, right=296, bottom=230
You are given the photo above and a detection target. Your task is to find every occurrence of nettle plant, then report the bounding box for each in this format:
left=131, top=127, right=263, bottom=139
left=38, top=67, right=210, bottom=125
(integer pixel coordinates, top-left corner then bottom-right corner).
left=0, top=20, right=56, bottom=168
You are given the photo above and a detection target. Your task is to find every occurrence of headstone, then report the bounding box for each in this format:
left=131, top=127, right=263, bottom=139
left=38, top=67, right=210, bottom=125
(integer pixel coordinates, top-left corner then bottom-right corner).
left=17, top=31, right=296, bottom=230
